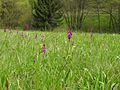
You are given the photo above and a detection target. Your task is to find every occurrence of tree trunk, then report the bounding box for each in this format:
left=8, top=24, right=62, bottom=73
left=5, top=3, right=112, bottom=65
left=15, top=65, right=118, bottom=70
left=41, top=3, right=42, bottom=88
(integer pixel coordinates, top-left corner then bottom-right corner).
left=109, top=6, right=112, bottom=31
left=64, top=0, right=86, bottom=31
left=118, top=4, right=120, bottom=33
left=96, top=2, right=101, bottom=33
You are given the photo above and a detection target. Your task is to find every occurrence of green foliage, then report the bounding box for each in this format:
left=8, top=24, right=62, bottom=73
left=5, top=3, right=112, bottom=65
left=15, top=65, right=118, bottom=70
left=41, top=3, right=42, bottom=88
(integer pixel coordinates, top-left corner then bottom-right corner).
left=0, top=0, right=21, bottom=27
left=32, top=0, right=63, bottom=30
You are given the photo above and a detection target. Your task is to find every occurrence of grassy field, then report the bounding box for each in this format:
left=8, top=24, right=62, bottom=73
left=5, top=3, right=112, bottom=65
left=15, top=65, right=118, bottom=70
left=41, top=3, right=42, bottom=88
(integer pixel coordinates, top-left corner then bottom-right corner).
left=0, top=30, right=120, bottom=90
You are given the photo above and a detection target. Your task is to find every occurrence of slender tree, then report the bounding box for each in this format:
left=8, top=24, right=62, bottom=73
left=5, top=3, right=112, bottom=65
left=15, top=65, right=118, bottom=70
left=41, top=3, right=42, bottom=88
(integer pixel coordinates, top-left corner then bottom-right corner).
left=95, top=0, right=101, bottom=32
left=118, top=3, right=120, bottom=32
left=63, top=0, right=87, bottom=31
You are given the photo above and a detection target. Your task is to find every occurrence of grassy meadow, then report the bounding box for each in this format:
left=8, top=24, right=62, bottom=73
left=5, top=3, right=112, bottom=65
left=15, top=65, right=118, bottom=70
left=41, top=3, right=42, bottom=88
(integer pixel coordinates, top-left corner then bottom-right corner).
left=0, top=30, right=120, bottom=90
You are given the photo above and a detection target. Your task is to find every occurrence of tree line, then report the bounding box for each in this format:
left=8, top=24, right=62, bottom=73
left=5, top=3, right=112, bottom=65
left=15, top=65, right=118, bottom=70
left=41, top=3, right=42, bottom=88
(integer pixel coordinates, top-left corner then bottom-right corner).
left=0, top=0, right=120, bottom=33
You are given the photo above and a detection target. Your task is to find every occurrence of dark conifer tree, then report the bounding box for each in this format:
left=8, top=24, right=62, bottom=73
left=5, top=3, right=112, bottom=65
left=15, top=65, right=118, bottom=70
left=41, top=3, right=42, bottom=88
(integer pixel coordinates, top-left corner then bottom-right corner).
left=32, top=0, right=63, bottom=30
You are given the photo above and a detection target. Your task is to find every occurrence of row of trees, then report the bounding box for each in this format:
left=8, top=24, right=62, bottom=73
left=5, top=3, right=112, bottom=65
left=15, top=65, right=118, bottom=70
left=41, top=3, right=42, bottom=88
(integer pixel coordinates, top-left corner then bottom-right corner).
left=63, top=0, right=120, bottom=33
left=0, top=0, right=120, bottom=33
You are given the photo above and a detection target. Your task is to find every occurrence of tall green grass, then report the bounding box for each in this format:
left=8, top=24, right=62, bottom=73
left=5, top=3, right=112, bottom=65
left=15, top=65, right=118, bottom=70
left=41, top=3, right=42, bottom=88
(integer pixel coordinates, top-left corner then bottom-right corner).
left=0, top=30, right=120, bottom=90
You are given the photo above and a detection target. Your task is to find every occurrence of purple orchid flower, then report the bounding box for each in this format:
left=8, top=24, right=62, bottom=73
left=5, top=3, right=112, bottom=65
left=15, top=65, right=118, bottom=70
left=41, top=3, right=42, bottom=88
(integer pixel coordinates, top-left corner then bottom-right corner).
left=42, top=44, right=46, bottom=54
left=67, top=28, right=72, bottom=41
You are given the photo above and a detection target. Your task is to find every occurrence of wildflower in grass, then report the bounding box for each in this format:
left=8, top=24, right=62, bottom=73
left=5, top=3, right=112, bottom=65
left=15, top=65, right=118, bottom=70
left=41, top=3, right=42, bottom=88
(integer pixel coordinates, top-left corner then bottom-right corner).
left=41, top=34, right=45, bottom=42
left=67, top=28, right=72, bottom=41
left=4, top=25, right=6, bottom=32
left=35, top=34, right=38, bottom=40
left=42, top=44, right=46, bottom=54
